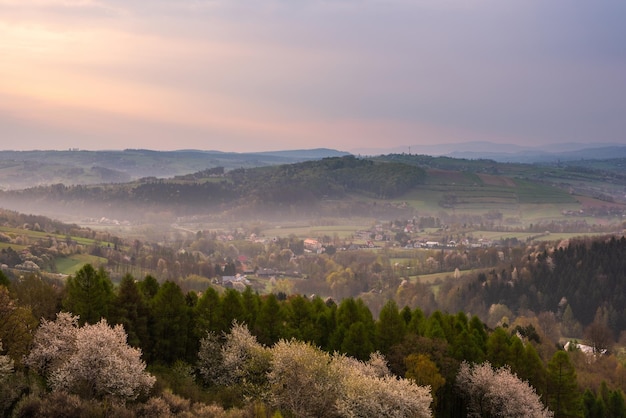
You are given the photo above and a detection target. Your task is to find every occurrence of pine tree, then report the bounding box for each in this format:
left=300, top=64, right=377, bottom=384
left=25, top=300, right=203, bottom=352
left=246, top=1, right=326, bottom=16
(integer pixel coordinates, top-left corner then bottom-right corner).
left=547, top=351, right=582, bottom=418
left=63, top=264, right=114, bottom=325
left=151, top=281, right=190, bottom=364
left=375, top=299, right=406, bottom=355
left=113, top=274, right=150, bottom=353
left=254, top=294, right=284, bottom=346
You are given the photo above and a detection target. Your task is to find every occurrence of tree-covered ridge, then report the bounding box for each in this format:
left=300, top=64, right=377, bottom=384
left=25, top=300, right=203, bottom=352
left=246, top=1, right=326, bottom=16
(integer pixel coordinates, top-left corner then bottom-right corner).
left=1, top=156, right=425, bottom=212
left=3, top=268, right=625, bottom=417
left=470, top=236, right=626, bottom=338
left=230, top=155, right=427, bottom=201
left=0, top=149, right=351, bottom=190
left=373, top=153, right=501, bottom=172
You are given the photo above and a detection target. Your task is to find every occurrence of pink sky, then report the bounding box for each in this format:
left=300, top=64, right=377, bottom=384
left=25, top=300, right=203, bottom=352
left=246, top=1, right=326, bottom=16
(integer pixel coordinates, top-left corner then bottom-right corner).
left=1, top=0, right=625, bottom=154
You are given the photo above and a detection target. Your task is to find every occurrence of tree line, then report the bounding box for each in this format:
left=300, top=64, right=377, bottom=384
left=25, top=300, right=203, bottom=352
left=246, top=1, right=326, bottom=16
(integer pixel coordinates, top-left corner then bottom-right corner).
left=0, top=156, right=426, bottom=215
left=1, top=264, right=625, bottom=417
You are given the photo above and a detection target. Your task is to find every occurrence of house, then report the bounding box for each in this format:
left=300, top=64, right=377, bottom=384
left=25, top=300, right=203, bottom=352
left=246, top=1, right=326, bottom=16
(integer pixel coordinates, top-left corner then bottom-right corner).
left=564, top=341, right=607, bottom=356
left=221, top=274, right=250, bottom=288
left=304, top=239, right=322, bottom=252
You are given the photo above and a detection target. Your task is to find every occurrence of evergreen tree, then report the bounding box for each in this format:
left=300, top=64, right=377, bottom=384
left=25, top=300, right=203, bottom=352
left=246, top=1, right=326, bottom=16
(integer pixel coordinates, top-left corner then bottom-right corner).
left=151, top=281, right=190, bottom=364
left=607, top=389, right=626, bottom=418
left=520, top=343, right=548, bottom=400
left=0, top=270, right=9, bottom=288
left=451, top=329, right=484, bottom=363
left=113, top=274, right=150, bottom=356
left=221, top=288, right=244, bottom=331
left=547, top=350, right=582, bottom=418
left=138, top=274, right=160, bottom=299
left=254, top=293, right=284, bottom=346
left=241, top=286, right=260, bottom=330
left=486, top=327, right=512, bottom=368
left=284, top=294, right=317, bottom=343
left=341, top=322, right=374, bottom=361
left=194, top=286, right=223, bottom=338
left=63, top=264, right=114, bottom=325
left=582, top=389, right=605, bottom=418
left=375, top=299, right=406, bottom=355
left=407, top=307, right=426, bottom=335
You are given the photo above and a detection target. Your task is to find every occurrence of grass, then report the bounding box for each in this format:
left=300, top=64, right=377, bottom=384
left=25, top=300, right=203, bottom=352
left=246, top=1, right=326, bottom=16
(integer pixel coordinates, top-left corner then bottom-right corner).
left=0, top=242, right=27, bottom=251
left=262, top=220, right=374, bottom=240
left=55, top=254, right=109, bottom=275
left=0, top=225, right=115, bottom=247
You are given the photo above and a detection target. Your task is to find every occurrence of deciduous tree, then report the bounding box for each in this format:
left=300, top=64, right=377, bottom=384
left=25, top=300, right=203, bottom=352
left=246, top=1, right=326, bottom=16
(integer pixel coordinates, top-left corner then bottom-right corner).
left=333, top=353, right=432, bottom=418
left=405, top=353, right=445, bottom=407
left=0, top=286, right=37, bottom=365
left=25, top=312, right=155, bottom=401
left=457, top=361, right=553, bottom=418
left=268, top=339, right=339, bottom=418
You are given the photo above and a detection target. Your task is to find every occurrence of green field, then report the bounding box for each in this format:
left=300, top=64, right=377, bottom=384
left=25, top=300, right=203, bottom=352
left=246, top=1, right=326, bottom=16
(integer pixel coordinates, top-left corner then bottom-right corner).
left=262, top=220, right=374, bottom=240
left=55, top=255, right=109, bottom=275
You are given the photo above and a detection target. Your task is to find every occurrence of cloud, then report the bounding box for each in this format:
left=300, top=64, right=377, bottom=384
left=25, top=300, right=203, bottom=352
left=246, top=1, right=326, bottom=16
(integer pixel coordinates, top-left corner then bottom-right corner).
left=1, top=0, right=625, bottom=151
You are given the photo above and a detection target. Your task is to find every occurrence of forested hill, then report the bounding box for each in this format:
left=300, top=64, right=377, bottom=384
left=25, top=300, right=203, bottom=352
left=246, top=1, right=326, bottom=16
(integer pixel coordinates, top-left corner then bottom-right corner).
left=0, top=148, right=351, bottom=190
left=0, top=156, right=426, bottom=219
left=229, top=156, right=426, bottom=201
left=455, top=236, right=626, bottom=338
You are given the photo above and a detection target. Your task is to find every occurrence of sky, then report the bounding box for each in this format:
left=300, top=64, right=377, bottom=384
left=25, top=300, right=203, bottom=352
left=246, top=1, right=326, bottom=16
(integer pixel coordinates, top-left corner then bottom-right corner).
left=1, top=0, right=625, bottom=154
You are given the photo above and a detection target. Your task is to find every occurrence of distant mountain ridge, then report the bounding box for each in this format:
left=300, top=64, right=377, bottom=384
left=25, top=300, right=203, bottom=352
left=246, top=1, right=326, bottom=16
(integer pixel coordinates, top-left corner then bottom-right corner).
left=0, top=148, right=351, bottom=190
left=447, top=145, right=626, bottom=163
left=352, top=141, right=626, bottom=163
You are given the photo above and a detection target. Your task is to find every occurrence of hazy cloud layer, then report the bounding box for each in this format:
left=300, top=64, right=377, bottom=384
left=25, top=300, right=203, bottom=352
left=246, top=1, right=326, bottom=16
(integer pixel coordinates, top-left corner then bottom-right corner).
left=1, top=0, right=625, bottom=152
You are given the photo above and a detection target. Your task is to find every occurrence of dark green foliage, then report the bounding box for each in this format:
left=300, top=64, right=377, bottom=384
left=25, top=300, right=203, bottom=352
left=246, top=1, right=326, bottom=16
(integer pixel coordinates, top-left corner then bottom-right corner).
left=606, top=389, right=626, bottom=418
left=113, top=274, right=151, bottom=355
left=63, top=264, right=114, bottom=325
left=0, top=270, right=9, bottom=288
left=139, top=274, right=160, bottom=299
left=3, top=156, right=426, bottom=216
left=220, top=289, right=244, bottom=332
left=518, top=343, right=547, bottom=400
left=240, top=286, right=260, bottom=330
left=283, top=294, right=319, bottom=343
left=194, top=286, right=223, bottom=338
left=151, top=281, right=191, bottom=364
left=583, top=388, right=605, bottom=418
left=233, top=156, right=426, bottom=203
left=254, top=294, right=284, bottom=346
left=330, top=298, right=375, bottom=355
left=547, top=351, right=582, bottom=418
left=341, top=322, right=374, bottom=361
left=376, top=300, right=406, bottom=355
left=486, top=327, right=512, bottom=368
left=10, top=274, right=62, bottom=321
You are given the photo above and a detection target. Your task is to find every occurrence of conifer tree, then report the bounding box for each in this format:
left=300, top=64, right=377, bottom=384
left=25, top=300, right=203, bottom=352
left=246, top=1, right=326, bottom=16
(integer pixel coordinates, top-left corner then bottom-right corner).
left=63, top=264, right=114, bottom=325
left=547, top=351, right=582, bottom=418
left=151, top=280, right=190, bottom=364
left=375, top=300, right=406, bottom=355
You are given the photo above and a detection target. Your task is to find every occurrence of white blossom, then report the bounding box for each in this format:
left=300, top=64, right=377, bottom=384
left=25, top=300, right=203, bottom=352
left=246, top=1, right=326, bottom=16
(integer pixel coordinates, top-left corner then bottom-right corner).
left=333, top=353, right=432, bottom=418
left=25, top=312, right=79, bottom=377
left=0, top=341, right=13, bottom=382
left=26, top=313, right=155, bottom=401
left=457, top=361, right=552, bottom=418
left=268, top=339, right=340, bottom=418
left=197, top=331, right=223, bottom=386
left=219, top=322, right=271, bottom=398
